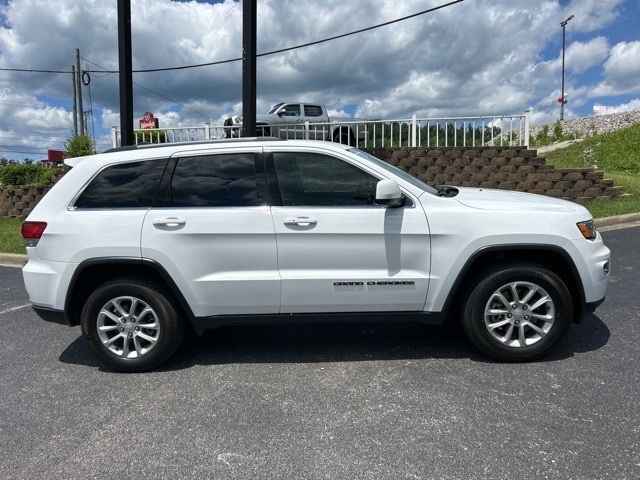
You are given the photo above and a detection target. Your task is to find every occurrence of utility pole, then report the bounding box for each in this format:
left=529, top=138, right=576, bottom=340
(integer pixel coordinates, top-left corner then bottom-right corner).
left=117, top=0, right=134, bottom=146
left=71, top=64, right=78, bottom=136
left=559, top=14, right=574, bottom=121
left=242, top=0, right=257, bottom=137
left=75, top=48, right=85, bottom=135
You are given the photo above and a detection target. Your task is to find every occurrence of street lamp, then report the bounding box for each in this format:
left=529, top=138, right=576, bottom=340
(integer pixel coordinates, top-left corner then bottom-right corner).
left=559, top=14, right=574, bottom=121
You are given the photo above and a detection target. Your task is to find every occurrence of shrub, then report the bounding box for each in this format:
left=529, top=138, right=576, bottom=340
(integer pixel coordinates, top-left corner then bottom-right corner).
left=0, top=163, right=55, bottom=187
left=65, top=134, right=96, bottom=158
left=135, top=129, right=167, bottom=144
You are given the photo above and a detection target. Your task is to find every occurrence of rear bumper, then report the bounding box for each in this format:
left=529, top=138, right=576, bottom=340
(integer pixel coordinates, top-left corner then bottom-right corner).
left=32, top=305, right=70, bottom=326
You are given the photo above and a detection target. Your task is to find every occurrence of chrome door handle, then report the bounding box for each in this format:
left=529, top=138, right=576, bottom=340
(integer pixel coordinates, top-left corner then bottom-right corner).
left=283, top=216, right=317, bottom=227
left=152, top=217, right=186, bottom=228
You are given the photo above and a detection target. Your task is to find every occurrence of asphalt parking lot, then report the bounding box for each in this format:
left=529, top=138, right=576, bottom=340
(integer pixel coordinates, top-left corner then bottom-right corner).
left=1, top=226, right=639, bottom=480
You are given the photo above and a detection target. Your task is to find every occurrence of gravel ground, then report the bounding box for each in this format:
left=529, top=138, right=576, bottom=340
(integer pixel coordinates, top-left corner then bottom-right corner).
left=0, top=226, right=638, bottom=480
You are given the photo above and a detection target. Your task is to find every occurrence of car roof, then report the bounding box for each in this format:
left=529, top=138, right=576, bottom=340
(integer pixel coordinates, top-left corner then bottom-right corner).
left=64, top=138, right=352, bottom=168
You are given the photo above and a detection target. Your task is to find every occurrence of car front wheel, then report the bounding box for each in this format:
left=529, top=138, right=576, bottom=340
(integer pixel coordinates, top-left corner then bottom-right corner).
left=81, top=277, right=184, bottom=372
left=462, top=263, right=573, bottom=361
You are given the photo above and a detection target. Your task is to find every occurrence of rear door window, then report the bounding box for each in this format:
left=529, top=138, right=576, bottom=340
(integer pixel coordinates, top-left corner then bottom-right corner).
left=303, top=105, right=324, bottom=117
left=169, top=153, right=262, bottom=207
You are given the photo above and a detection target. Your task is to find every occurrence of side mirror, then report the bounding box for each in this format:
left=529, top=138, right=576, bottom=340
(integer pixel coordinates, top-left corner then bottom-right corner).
left=375, top=179, right=404, bottom=207
left=277, top=110, right=286, bottom=116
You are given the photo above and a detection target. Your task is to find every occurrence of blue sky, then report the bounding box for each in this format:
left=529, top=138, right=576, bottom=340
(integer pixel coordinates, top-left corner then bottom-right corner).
left=0, top=0, right=639, bottom=158
left=544, top=0, right=640, bottom=116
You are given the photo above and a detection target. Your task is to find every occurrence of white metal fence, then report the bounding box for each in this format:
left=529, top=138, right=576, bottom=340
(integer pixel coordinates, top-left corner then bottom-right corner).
left=112, top=110, right=530, bottom=149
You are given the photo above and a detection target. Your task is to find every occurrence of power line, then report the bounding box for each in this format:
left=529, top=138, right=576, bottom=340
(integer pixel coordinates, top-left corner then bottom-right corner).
left=95, top=0, right=463, bottom=73
left=0, top=67, right=70, bottom=74
left=2, top=0, right=463, bottom=75
left=0, top=100, right=65, bottom=109
left=0, top=146, right=50, bottom=155
left=82, top=56, right=211, bottom=120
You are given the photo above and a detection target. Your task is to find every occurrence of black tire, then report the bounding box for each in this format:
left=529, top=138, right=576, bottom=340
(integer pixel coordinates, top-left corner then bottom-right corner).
left=333, top=127, right=353, bottom=146
left=462, top=263, right=572, bottom=361
left=256, top=126, right=271, bottom=137
left=81, top=277, right=184, bottom=372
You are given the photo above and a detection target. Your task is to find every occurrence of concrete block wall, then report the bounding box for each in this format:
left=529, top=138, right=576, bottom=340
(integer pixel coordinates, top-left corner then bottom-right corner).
left=0, top=149, right=625, bottom=218
left=0, top=172, right=65, bottom=219
left=364, top=147, right=624, bottom=204
left=0, top=185, right=49, bottom=218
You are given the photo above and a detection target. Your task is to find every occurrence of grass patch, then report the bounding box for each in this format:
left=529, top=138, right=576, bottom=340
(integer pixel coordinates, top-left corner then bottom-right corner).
left=583, top=172, right=640, bottom=218
left=0, top=217, right=24, bottom=254
left=544, top=123, right=640, bottom=218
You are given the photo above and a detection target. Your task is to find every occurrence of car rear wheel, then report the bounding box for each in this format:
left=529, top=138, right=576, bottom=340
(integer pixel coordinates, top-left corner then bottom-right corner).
left=81, top=277, right=184, bottom=372
left=462, top=263, right=572, bottom=361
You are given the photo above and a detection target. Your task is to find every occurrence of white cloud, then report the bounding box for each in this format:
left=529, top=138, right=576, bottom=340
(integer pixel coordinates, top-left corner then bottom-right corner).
left=598, top=97, right=640, bottom=114
left=562, top=0, right=622, bottom=32
left=591, top=41, right=640, bottom=96
left=563, top=37, right=610, bottom=74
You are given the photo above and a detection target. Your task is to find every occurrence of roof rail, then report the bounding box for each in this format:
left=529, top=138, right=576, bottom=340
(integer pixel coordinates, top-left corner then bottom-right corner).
left=103, top=136, right=284, bottom=153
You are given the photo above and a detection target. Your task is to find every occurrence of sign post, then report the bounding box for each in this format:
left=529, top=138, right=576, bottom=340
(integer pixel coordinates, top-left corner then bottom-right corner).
left=242, top=0, right=257, bottom=137
left=118, top=0, right=134, bottom=146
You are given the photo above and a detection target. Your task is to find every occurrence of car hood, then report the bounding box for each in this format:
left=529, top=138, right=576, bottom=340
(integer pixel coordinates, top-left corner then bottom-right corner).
left=454, top=187, right=587, bottom=214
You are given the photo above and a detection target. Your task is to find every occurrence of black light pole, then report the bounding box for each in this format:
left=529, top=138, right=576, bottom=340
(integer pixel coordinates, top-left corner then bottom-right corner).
left=242, top=0, right=257, bottom=137
left=117, top=0, right=134, bottom=146
left=559, top=14, right=574, bottom=121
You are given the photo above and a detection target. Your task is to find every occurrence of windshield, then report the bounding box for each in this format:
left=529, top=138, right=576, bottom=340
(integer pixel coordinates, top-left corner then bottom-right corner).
left=348, top=148, right=438, bottom=194
left=267, top=103, right=284, bottom=114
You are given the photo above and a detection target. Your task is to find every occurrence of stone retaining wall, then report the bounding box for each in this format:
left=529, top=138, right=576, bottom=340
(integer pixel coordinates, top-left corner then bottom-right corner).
left=0, top=148, right=625, bottom=218
left=0, top=185, right=50, bottom=218
left=364, top=147, right=624, bottom=204
left=0, top=172, right=64, bottom=219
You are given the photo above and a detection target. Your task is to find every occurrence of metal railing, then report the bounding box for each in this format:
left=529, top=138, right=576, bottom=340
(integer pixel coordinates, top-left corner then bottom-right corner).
left=111, top=110, right=530, bottom=149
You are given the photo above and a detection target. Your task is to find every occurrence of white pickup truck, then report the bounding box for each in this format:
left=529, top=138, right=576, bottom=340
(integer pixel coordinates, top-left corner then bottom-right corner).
left=224, top=102, right=367, bottom=144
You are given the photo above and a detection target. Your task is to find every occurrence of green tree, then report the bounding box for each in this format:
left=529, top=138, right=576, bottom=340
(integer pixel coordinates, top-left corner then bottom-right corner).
left=65, top=134, right=96, bottom=158
left=552, top=120, right=564, bottom=141
left=536, top=125, right=550, bottom=145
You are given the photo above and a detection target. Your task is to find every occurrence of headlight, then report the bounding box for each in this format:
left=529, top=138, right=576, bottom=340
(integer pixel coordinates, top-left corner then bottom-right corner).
left=577, top=219, right=597, bottom=240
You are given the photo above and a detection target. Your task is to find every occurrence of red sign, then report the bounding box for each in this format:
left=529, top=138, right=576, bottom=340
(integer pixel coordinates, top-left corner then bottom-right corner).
left=139, top=112, right=159, bottom=129
left=47, top=149, right=65, bottom=162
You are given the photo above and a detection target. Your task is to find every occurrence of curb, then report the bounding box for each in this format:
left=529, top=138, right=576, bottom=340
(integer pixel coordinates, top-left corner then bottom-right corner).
left=594, top=212, right=640, bottom=228
left=0, top=253, right=26, bottom=267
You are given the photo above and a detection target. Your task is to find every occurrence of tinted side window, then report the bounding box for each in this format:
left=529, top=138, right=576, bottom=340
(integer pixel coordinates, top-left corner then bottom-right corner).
left=75, top=159, right=167, bottom=209
left=280, top=104, right=301, bottom=116
left=304, top=105, right=323, bottom=117
left=171, top=154, right=260, bottom=207
left=272, top=152, right=379, bottom=206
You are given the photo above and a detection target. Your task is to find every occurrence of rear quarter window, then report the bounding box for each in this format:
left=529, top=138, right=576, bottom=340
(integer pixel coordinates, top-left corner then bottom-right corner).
left=303, top=105, right=324, bottom=117
left=74, top=159, right=168, bottom=209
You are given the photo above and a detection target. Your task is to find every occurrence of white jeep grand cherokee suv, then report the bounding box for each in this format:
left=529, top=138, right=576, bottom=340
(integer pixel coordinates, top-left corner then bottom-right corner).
left=22, top=138, right=610, bottom=371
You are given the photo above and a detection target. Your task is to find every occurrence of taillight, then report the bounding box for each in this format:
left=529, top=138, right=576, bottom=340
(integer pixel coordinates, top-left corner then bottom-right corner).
left=21, top=221, right=47, bottom=247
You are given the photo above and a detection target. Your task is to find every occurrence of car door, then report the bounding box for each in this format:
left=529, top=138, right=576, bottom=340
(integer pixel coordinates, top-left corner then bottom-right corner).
left=141, top=147, right=280, bottom=317
left=302, top=104, right=326, bottom=140
left=266, top=147, right=431, bottom=313
left=276, top=103, right=304, bottom=139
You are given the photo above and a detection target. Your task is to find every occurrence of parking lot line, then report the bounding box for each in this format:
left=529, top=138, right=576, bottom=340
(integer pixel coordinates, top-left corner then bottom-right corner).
left=0, top=304, right=30, bottom=315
